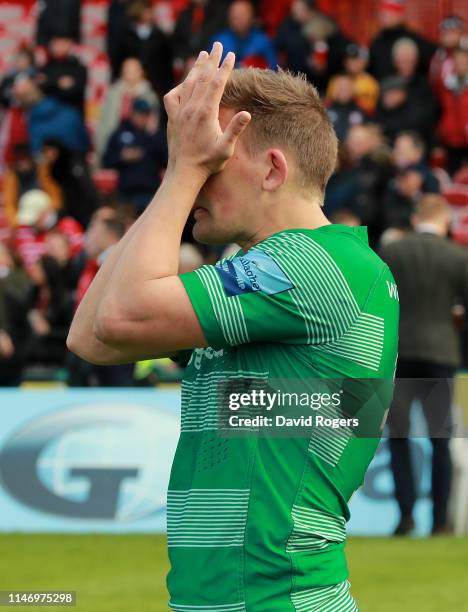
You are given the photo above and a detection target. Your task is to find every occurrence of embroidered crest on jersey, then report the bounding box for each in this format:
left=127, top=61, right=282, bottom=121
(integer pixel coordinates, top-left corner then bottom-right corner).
left=215, top=249, right=294, bottom=297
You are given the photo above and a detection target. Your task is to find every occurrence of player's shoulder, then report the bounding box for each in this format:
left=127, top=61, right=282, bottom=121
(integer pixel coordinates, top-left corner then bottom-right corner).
left=258, top=225, right=384, bottom=275
left=257, top=225, right=388, bottom=306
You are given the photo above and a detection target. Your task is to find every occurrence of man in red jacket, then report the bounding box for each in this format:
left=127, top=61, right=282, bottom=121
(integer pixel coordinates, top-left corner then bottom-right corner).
left=436, top=44, right=468, bottom=174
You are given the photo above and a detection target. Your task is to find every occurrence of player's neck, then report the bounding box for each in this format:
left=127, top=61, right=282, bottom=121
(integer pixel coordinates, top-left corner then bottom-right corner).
left=239, top=197, right=331, bottom=251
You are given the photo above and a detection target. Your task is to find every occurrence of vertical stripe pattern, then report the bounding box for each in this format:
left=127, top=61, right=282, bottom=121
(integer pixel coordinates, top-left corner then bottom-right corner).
left=195, top=266, right=249, bottom=345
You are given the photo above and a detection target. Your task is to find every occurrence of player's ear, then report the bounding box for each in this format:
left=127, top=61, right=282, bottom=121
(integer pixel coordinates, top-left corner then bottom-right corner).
left=262, top=149, right=288, bottom=192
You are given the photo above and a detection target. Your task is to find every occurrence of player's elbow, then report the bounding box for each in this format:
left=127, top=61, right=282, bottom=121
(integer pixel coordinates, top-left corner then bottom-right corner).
left=66, top=319, right=85, bottom=357
left=66, top=317, right=114, bottom=365
left=93, top=312, right=123, bottom=346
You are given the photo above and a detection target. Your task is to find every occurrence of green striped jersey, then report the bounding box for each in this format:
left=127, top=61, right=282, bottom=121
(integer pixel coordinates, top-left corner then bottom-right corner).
left=168, top=225, right=399, bottom=611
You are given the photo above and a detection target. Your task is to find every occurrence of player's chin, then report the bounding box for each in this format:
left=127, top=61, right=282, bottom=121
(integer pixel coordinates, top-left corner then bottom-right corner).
left=193, top=219, right=231, bottom=246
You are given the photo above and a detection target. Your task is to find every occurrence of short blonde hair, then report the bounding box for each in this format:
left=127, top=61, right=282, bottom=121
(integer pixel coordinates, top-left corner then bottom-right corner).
left=221, top=68, right=338, bottom=193
left=414, top=194, right=451, bottom=223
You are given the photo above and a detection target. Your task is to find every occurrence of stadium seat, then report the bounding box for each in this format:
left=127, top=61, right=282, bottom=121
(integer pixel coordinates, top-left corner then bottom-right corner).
left=442, top=184, right=468, bottom=207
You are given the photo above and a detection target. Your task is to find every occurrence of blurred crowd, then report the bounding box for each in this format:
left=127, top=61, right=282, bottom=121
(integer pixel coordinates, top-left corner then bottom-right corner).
left=0, top=0, right=468, bottom=387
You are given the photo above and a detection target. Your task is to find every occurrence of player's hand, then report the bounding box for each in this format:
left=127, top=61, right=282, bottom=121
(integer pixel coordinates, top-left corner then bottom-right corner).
left=163, top=42, right=251, bottom=179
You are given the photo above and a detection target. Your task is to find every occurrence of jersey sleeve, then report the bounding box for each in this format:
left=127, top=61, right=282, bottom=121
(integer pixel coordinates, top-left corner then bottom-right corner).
left=179, top=235, right=362, bottom=349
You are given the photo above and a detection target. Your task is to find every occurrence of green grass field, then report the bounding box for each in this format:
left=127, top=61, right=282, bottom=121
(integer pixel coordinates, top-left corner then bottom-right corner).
left=0, top=534, right=466, bottom=611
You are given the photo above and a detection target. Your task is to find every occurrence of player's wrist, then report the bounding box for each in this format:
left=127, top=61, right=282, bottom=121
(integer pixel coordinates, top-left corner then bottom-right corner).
left=167, top=159, right=211, bottom=187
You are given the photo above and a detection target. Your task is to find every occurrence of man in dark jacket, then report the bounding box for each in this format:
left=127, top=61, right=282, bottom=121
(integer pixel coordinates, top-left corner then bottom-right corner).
left=103, top=97, right=168, bottom=211
left=276, top=0, right=316, bottom=76
left=276, top=0, right=350, bottom=92
left=172, top=0, right=229, bottom=63
left=113, top=0, right=173, bottom=98
left=375, top=75, right=433, bottom=144
left=36, top=0, right=81, bottom=46
left=38, top=32, right=88, bottom=114
left=107, top=0, right=131, bottom=81
left=369, top=0, right=436, bottom=80
left=380, top=194, right=468, bottom=535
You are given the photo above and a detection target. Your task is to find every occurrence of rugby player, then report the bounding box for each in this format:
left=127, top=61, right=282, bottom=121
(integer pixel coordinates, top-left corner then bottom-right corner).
left=68, top=42, right=399, bottom=611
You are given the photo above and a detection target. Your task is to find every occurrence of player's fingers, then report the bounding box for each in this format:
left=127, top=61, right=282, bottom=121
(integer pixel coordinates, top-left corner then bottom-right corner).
left=208, top=41, right=224, bottom=69
left=163, top=84, right=183, bottom=116
left=202, top=50, right=236, bottom=110
left=180, top=50, right=210, bottom=106
left=221, top=111, right=251, bottom=148
left=189, top=42, right=226, bottom=104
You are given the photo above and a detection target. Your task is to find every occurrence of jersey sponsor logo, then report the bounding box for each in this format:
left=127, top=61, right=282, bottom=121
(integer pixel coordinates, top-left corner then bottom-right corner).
left=215, top=249, right=294, bottom=297
left=189, top=347, right=225, bottom=370
left=386, top=281, right=399, bottom=300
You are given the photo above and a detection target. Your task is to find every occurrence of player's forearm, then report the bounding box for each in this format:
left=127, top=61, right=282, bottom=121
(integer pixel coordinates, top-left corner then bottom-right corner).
left=93, top=166, right=206, bottom=336
left=68, top=166, right=205, bottom=359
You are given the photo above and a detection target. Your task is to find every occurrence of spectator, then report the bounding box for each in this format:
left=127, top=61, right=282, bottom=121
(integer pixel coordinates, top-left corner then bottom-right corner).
left=0, top=48, right=35, bottom=170
left=375, top=75, right=433, bottom=144
left=113, top=0, right=173, bottom=98
left=436, top=44, right=468, bottom=175
left=103, top=97, right=168, bottom=212
left=68, top=208, right=135, bottom=387
left=276, top=1, right=349, bottom=91
left=327, top=43, right=379, bottom=115
left=37, top=31, right=88, bottom=114
left=325, top=124, right=393, bottom=243
left=107, top=0, right=132, bottom=81
left=298, top=11, right=351, bottom=94
left=326, top=73, right=366, bottom=141
left=382, top=132, right=441, bottom=231
left=0, top=47, right=36, bottom=110
left=95, top=57, right=159, bottom=162
left=382, top=165, right=425, bottom=230
left=392, top=37, right=437, bottom=144
left=369, top=0, right=436, bottom=80
left=0, top=243, right=32, bottom=386
left=276, top=0, right=316, bottom=78
left=42, top=141, right=99, bottom=228
left=430, top=15, right=466, bottom=96
left=13, top=189, right=84, bottom=273
left=36, top=0, right=81, bottom=46
left=27, top=252, right=75, bottom=366
left=213, top=0, right=278, bottom=69
left=3, top=143, right=62, bottom=227
left=13, top=76, right=89, bottom=155
left=381, top=195, right=468, bottom=535
left=393, top=131, right=440, bottom=193
left=172, top=0, right=229, bottom=64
